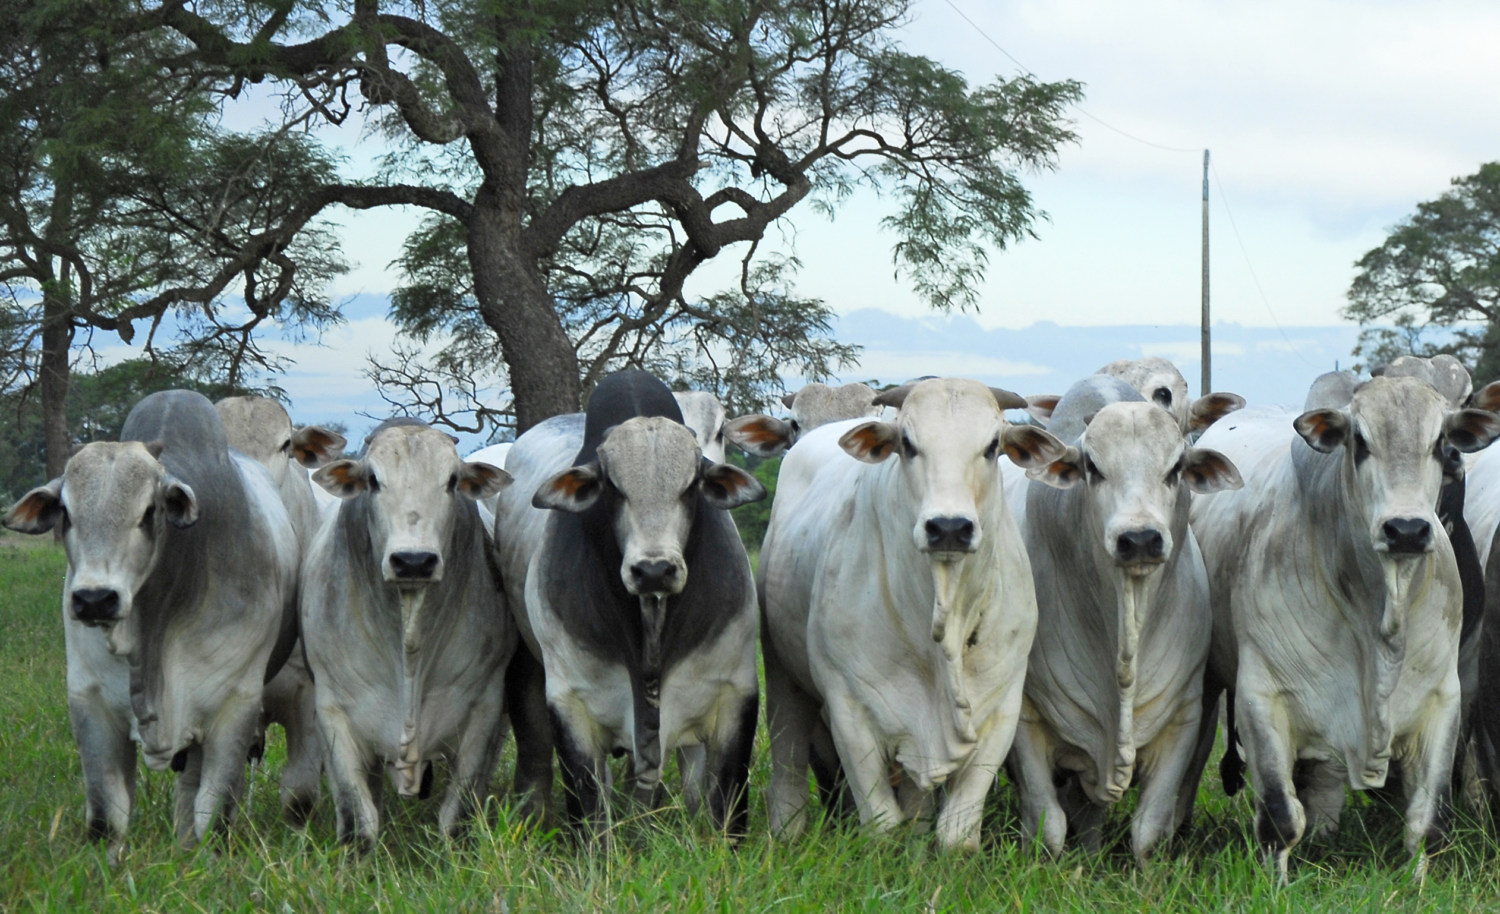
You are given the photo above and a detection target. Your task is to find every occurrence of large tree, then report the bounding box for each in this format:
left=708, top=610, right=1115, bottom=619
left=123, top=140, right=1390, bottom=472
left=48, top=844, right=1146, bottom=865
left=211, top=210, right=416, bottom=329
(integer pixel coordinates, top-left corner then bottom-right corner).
left=0, top=0, right=347, bottom=476
left=144, top=0, right=1083, bottom=433
left=1346, top=162, right=1500, bottom=381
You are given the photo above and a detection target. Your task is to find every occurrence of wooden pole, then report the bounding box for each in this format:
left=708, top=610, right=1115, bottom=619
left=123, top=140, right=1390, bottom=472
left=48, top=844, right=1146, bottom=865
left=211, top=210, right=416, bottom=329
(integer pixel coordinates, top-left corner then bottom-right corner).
left=1201, top=150, right=1211, bottom=397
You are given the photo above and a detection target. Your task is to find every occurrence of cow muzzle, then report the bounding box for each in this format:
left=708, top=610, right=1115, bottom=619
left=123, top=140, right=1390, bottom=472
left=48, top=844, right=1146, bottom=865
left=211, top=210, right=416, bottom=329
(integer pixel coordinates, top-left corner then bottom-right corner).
left=71, top=588, right=123, bottom=626
left=1379, top=516, right=1433, bottom=555
left=623, top=555, right=686, bottom=597
left=921, top=515, right=977, bottom=555
left=386, top=550, right=442, bottom=583
left=1112, top=528, right=1167, bottom=572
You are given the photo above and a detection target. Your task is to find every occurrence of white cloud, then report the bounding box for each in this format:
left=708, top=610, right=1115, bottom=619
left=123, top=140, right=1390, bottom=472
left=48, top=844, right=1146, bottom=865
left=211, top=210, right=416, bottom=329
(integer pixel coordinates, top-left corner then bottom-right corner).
left=851, top=349, right=1054, bottom=383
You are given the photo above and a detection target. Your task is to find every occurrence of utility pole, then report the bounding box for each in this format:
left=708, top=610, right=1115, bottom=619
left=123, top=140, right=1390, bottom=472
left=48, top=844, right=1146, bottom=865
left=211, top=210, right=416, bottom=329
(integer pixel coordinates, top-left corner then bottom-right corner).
left=1201, top=149, right=1211, bottom=397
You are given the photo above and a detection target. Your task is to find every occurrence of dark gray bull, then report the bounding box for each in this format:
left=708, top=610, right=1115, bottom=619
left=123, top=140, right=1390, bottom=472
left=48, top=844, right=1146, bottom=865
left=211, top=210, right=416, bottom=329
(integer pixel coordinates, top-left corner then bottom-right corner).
left=302, top=419, right=513, bottom=846
left=3, top=390, right=299, bottom=857
left=497, top=370, right=765, bottom=837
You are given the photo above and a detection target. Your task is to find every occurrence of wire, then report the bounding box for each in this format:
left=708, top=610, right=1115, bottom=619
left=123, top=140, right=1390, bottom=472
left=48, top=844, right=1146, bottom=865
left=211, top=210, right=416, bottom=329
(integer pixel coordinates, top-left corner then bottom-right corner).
left=937, top=0, right=1201, bottom=154
left=1209, top=161, right=1320, bottom=368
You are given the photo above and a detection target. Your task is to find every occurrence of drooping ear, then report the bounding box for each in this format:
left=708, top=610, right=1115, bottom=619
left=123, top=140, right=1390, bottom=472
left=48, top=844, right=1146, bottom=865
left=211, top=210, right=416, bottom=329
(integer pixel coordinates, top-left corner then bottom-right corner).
left=1025, top=394, right=1059, bottom=423
left=988, top=387, right=1028, bottom=411
left=780, top=391, right=798, bottom=409
left=3, top=478, right=64, bottom=534
left=1470, top=380, right=1500, bottom=413
left=455, top=461, right=511, bottom=500
left=839, top=421, right=900, bottom=463
left=533, top=464, right=604, bottom=512
left=1188, top=392, right=1247, bottom=432
left=290, top=425, right=347, bottom=468
left=1445, top=408, right=1500, bottom=454
left=161, top=477, right=199, bottom=528
left=312, top=459, right=370, bottom=498
left=872, top=385, right=914, bottom=409
left=723, top=414, right=794, bottom=458
left=1001, top=424, right=1067, bottom=469
left=1294, top=409, right=1350, bottom=453
left=700, top=463, right=767, bottom=510
left=1182, top=448, right=1243, bottom=494
left=1026, top=447, right=1083, bottom=490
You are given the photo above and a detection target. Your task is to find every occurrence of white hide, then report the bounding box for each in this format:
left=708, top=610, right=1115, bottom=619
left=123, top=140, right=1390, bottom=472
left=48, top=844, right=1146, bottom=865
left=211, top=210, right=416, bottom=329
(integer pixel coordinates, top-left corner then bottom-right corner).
left=673, top=391, right=729, bottom=464
left=759, top=378, right=1061, bottom=850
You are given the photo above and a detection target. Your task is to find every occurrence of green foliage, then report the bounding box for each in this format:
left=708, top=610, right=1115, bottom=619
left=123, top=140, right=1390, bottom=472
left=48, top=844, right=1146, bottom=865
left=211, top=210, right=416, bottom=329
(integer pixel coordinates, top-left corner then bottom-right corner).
left=1346, top=162, right=1500, bottom=380
left=729, top=453, right=781, bottom=552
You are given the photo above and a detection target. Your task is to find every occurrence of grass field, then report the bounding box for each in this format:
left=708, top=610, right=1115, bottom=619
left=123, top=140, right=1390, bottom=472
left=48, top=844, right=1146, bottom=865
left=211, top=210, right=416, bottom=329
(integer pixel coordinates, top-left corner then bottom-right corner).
left=5, top=537, right=1500, bottom=912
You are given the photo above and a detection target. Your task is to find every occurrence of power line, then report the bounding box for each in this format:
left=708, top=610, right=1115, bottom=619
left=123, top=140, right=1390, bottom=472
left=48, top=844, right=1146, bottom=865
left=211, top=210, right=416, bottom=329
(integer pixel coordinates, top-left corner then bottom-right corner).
left=937, top=0, right=1200, bottom=154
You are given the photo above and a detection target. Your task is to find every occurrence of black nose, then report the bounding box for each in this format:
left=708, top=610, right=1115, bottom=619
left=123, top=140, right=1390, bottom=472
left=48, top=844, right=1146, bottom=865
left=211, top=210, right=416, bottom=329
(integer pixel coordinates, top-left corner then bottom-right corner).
left=630, top=559, right=678, bottom=593
left=1383, top=518, right=1432, bottom=554
left=925, top=516, right=975, bottom=552
left=1116, top=529, right=1166, bottom=563
left=390, top=551, right=440, bottom=579
left=72, top=588, right=121, bottom=624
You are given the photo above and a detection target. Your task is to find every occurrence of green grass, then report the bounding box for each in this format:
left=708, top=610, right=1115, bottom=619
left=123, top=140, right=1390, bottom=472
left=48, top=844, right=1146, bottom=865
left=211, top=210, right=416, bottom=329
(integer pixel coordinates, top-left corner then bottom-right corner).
left=6, top=537, right=1500, bottom=912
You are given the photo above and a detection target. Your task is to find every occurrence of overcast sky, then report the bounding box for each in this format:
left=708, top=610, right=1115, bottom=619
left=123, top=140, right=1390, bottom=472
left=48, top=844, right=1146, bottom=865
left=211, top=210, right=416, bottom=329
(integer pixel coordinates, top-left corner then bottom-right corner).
left=215, top=0, right=1500, bottom=431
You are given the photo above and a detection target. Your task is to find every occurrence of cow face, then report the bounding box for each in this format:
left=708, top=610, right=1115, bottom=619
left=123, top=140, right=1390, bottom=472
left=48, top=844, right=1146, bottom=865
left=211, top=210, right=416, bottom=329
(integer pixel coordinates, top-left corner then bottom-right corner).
left=673, top=391, right=728, bottom=464
left=839, top=378, right=1066, bottom=559
left=314, top=425, right=509, bottom=584
left=1296, top=375, right=1500, bottom=556
left=724, top=382, right=882, bottom=459
left=1098, top=356, right=1244, bottom=433
left=3, top=442, right=197, bottom=652
left=1028, top=402, right=1241, bottom=574
left=216, top=395, right=346, bottom=485
left=534, top=417, right=765, bottom=597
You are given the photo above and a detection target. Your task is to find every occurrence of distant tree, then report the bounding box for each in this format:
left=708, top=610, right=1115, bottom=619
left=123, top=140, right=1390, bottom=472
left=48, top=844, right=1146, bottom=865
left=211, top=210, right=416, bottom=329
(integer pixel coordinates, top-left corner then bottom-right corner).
left=1346, top=162, right=1500, bottom=382
left=145, top=0, right=1083, bottom=433
left=0, top=0, right=347, bottom=477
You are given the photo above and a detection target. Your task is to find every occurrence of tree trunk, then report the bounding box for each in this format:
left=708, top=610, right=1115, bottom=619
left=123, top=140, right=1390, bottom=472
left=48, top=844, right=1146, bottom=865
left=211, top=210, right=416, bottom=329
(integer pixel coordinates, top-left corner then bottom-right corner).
left=468, top=196, right=581, bottom=434
left=40, top=292, right=73, bottom=480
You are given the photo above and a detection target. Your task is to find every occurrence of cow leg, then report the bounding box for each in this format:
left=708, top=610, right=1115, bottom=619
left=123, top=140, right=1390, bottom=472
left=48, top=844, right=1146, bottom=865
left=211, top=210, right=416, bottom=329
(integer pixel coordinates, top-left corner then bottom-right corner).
left=1237, top=688, right=1303, bottom=885
left=189, top=699, right=259, bottom=844
left=172, top=746, right=204, bottom=847
left=1402, top=700, right=1460, bottom=878
left=677, top=745, right=707, bottom=816
left=505, top=647, right=554, bottom=825
left=1295, top=760, right=1345, bottom=841
left=809, top=724, right=855, bottom=822
left=439, top=685, right=508, bottom=837
left=763, top=638, right=816, bottom=840
left=894, top=774, right=934, bottom=831
left=548, top=704, right=608, bottom=838
left=69, top=694, right=136, bottom=861
left=265, top=656, right=320, bottom=826
left=825, top=697, right=903, bottom=835
left=1131, top=702, right=1204, bottom=866
left=1009, top=718, right=1065, bottom=857
left=1175, top=675, right=1225, bottom=837
left=1058, top=776, right=1104, bottom=854
left=705, top=692, right=759, bottom=840
left=319, top=705, right=380, bottom=847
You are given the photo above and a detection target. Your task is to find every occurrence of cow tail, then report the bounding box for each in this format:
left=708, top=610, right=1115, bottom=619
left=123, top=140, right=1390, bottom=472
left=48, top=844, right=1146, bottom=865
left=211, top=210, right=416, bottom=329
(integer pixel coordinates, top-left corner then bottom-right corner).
left=1220, top=686, right=1247, bottom=796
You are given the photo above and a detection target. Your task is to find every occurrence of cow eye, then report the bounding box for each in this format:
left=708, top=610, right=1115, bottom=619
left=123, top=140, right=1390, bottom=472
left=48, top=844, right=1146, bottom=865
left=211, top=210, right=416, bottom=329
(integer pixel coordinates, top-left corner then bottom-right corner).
left=1085, top=455, right=1105, bottom=483
left=279, top=439, right=292, bottom=453
left=140, top=504, right=155, bottom=528
left=1439, top=442, right=1463, bottom=475
left=901, top=432, right=917, bottom=460
left=1166, top=457, right=1184, bottom=487
left=367, top=473, right=381, bottom=493
left=1153, top=387, right=1172, bottom=408
left=984, top=437, right=1000, bottom=461
left=789, top=419, right=801, bottom=435
left=1352, top=432, right=1370, bottom=465
left=446, top=473, right=458, bottom=495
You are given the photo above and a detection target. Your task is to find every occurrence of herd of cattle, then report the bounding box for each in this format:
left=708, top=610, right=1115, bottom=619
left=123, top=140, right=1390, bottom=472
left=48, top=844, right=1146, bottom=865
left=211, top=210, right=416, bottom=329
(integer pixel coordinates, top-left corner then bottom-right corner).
left=11, top=354, right=1500, bottom=882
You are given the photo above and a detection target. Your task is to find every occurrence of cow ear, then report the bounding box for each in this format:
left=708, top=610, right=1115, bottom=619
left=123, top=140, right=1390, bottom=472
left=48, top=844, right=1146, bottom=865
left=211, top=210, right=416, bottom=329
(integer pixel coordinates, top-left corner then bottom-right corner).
left=533, top=464, right=603, bottom=512
left=1294, top=409, right=1349, bottom=453
left=1445, top=408, right=1500, bottom=454
left=1183, top=448, right=1243, bottom=494
left=872, top=385, right=914, bottom=409
left=456, top=461, right=511, bottom=499
left=290, top=425, right=347, bottom=468
left=1188, top=392, right=1247, bottom=432
left=1025, top=394, right=1059, bottom=423
left=700, top=463, right=767, bottom=510
left=3, top=478, right=64, bottom=534
left=144, top=440, right=166, bottom=460
left=780, top=391, right=798, bottom=409
left=312, top=460, right=370, bottom=498
left=839, top=421, right=900, bottom=463
left=723, top=414, right=794, bottom=458
left=988, top=387, right=1028, bottom=410
left=1026, top=447, right=1082, bottom=489
left=1002, top=425, right=1067, bottom=469
left=161, top=477, right=199, bottom=528
left=1470, top=380, right=1500, bottom=413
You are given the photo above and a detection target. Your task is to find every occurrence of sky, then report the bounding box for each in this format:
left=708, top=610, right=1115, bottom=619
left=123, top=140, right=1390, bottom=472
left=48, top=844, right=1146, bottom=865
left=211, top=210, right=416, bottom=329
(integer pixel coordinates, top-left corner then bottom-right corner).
left=206, top=0, right=1500, bottom=439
